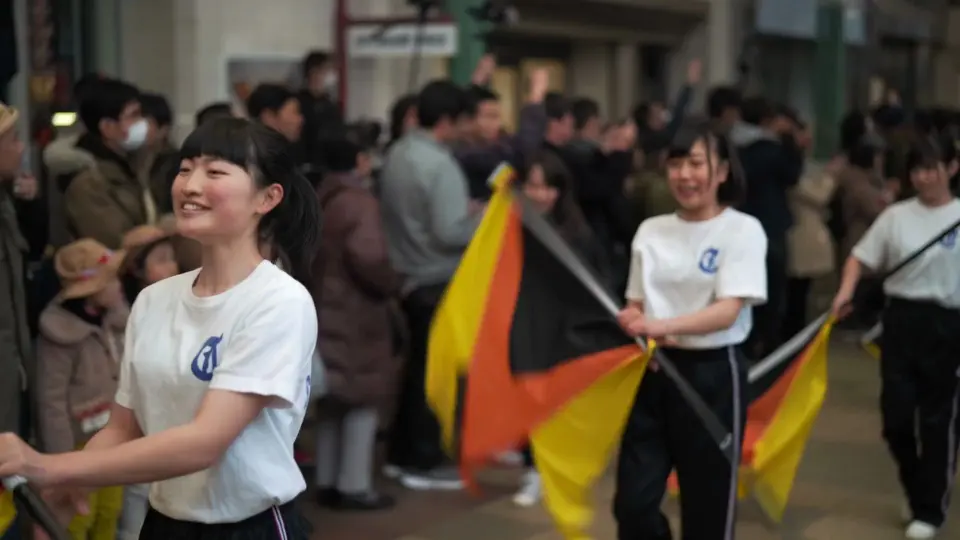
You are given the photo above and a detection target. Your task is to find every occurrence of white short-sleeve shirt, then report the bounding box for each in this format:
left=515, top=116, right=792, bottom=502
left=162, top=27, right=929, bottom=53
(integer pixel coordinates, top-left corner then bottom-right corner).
left=625, top=208, right=768, bottom=349
left=852, top=198, right=960, bottom=308
left=115, top=261, right=317, bottom=523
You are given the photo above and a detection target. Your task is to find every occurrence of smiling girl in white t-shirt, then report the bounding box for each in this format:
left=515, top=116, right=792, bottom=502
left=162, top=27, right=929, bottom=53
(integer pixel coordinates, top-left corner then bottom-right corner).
left=612, top=124, right=767, bottom=540
left=0, top=118, right=320, bottom=539
left=832, top=137, right=960, bottom=540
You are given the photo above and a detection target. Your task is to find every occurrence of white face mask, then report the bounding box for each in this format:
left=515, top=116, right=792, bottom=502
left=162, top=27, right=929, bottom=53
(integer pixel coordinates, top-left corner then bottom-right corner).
left=122, top=118, right=148, bottom=151
left=323, top=70, right=338, bottom=90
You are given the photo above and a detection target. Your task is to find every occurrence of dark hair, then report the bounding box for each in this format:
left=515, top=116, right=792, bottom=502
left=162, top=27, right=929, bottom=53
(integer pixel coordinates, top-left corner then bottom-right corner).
left=522, top=152, right=590, bottom=242
left=302, top=51, right=331, bottom=78
left=465, top=85, right=499, bottom=117
left=906, top=135, right=957, bottom=173
left=740, top=97, right=775, bottom=126
left=632, top=101, right=658, bottom=130
left=706, top=86, right=741, bottom=120
left=78, top=79, right=140, bottom=136
left=667, top=122, right=743, bottom=205
left=121, top=237, right=174, bottom=303
left=323, top=137, right=361, bottom=173
left=571, top=98, right=600, bottom=131
left=140, top=93, right=173, bottom=127
left=178, top=118, right=321, bottom=286
left=389, top=94, right=417, bottom=144
left=416, top=80, right=468, bottom=128
left=246, top=84, right=298, bottom=120
left=544, top=92, right=571, bottom=121
left=73, top=73, right=105, bottom=104
left=839, top=111, right=868, bottom=153
left=195, top=102, right=234, bottom=126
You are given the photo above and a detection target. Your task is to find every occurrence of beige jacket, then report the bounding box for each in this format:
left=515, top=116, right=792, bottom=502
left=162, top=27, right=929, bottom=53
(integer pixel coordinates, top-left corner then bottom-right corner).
left=36, top=303, right=127, bottom=453
left=787, top=166, right=838, bottom=278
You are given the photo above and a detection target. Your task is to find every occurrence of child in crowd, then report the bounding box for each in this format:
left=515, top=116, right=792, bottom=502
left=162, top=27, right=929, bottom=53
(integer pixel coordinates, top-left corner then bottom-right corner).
left=114, top=225, right=182, bottom=540
left=36, top=239, right=129, bottom=540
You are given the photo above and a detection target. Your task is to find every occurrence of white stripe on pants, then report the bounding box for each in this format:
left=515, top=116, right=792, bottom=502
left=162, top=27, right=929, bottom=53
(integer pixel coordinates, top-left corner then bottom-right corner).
left=315, top=406, right=379, bottom=493
left=118, top=483, right=150, bottom=540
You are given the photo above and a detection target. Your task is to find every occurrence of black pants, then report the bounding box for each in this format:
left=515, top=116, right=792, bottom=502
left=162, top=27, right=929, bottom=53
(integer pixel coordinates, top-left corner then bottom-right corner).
left=880, top=298, right=960, bottom=527
left=138, top=501, right=308, bottom=540
left=387, top=283, right=449, bottom=471
left=613, top=346, right=747, bottom=540
left=747, top=240, right=787, bottom=359
left=783, top=277, right=812, bottom=341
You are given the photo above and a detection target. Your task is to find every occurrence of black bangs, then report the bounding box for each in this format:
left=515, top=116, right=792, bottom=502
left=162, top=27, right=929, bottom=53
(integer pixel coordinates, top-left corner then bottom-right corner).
left=179, top=117, right=260, bottom=171
left=666, top=122, right=730, bottom=162
left=906, top=135, right=957, bottom=172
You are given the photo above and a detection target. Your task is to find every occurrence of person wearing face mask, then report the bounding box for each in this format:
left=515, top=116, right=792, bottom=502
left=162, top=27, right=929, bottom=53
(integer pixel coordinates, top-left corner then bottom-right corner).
left=63, top=79, right=157, bottom=249
left=299, top=51, right=345, bottom=178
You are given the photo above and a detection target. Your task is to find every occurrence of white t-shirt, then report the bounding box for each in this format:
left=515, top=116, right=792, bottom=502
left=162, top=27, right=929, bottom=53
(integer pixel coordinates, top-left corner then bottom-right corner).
left=115, top=261, right=317, bottom=523
left=852, top=198, right=960, bottom=308
left=625, top=208, right=768, bottom=349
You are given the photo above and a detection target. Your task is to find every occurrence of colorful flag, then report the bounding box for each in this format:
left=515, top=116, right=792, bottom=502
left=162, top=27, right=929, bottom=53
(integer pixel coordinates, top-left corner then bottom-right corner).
left=861, top=322, right=882, bottom=360
left=668, top=315, right=833, bottom=522
left=0, top=488, right=14, bottom=537
left=426, top=164, right=648, bottom=538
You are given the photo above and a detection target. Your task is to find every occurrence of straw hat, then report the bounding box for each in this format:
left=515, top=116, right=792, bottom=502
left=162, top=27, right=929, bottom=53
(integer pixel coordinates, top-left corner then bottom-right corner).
left=0, top=102, right=18, bottom=137
left=55, top=239, right=125, bottom=300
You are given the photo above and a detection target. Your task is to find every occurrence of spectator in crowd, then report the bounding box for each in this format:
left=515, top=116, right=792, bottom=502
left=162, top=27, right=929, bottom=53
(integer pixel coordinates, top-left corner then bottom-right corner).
left=36, top=239, right=128, bottom=540
left=0, top=102, right=31, bottom=448
left=195, top=102, right=235, bottom=127
left=387, top=94, right=418, bottom=149
left=64, top=79, right=156, bottom=249
left=247, top=83, right=304, bottom=145
left=138, top=93, right=179, bottom=215
left=634, top=59, right=700, bottom=159
left=542, top=91, right=633, bottom=292
left=706, top=85, right=742, bottom=136
left=44, top=76, right=108, bottom=250
left=730, top=97, right=803, bottom=358
left=313, top=137, right=401, bottom=511
left=456, top=57, right=547, bottom=202
left=299, top=51, right=345, bottom=174
left=379, top=80, right=480, bottom=491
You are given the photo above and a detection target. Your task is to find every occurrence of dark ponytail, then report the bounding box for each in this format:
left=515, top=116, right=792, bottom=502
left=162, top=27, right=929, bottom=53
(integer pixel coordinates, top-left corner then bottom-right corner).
left=179, top=117, right=322, bottom=287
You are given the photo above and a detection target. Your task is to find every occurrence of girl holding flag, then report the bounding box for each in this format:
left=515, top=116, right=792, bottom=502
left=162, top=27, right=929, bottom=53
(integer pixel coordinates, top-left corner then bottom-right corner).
left=614, top=124, right=767, bottom=539
left=831, top=137, right=960, bottom=540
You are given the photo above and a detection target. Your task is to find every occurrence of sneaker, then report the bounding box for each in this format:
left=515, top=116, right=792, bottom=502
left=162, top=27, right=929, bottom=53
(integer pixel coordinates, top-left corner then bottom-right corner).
left=382, top=464, right=402, bottom=479
left=494, top=451, right=524, bottom=467
left=901, top=502, right=912, bottom=524
left=512, top=470, right=542, bottom=507
left=335, top=491, right=396, bottom=512
left=905, top=520, right=938, bottom=539
left=398, top=466, right=465, bottom=491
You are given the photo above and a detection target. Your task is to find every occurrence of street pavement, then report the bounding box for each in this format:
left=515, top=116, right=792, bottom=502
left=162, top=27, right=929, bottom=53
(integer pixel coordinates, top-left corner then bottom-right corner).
left=304, top=336, right=960, bottom=539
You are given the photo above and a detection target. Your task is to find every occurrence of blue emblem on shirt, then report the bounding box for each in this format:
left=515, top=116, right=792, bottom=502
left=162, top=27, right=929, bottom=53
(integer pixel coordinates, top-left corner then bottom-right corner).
left=942, top=230, right=957, bottom=249
left=191, top=335, right=223, bottom=382
left=698, top=248, right=720, bottom=274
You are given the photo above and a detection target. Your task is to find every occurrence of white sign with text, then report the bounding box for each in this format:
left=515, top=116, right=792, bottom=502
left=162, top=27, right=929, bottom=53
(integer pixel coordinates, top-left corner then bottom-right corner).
left=347, top=22, right=458, bottom=58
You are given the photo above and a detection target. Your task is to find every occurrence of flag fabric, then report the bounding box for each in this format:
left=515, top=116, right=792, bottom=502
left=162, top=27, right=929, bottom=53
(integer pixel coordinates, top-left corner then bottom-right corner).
left=426, top=164, right=648, bottom=539
left=0, top=488, right=14, bottom=537
left=667, top=315, right=833, bottom=523
left=861, top=322, right=882, bottom=360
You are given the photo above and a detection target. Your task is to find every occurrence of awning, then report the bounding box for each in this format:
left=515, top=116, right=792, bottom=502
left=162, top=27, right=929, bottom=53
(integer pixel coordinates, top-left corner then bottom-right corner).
left=499, top=0, right=709, bottom=44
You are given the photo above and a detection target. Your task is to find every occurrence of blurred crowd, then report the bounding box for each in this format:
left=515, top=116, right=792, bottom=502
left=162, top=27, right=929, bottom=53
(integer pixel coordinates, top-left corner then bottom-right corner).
left=2, top=47, right=960, bottom=540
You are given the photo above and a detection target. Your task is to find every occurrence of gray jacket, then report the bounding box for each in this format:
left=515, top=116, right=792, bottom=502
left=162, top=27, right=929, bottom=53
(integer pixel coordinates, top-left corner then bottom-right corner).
left=379, top=130, right=480, bottom=293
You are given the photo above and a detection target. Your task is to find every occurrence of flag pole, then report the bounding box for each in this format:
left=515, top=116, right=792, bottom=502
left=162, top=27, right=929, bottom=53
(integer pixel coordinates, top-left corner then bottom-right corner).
left=512, top=187, right=737, bottom=463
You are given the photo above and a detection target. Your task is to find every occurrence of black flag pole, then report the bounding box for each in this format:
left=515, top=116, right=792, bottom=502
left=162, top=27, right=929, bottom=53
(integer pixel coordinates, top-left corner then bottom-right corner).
left=509, top=176, right=737, bottom=463
left=2, top=476, right=70, bottom=540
